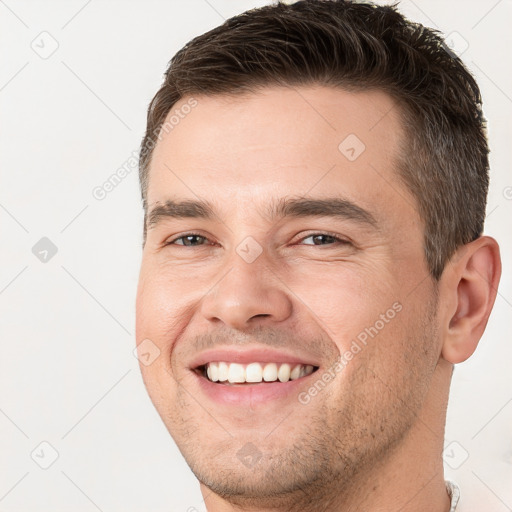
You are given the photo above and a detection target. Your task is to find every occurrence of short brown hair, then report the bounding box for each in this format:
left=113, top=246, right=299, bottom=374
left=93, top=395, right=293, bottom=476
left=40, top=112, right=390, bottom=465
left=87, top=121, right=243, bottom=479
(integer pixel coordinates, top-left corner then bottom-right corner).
left=139, top=0, right=489, bottom=280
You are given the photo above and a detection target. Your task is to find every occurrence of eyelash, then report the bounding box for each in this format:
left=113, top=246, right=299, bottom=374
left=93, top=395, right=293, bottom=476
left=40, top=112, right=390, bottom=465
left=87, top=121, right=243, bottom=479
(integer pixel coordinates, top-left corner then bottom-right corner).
left=164, top=231, right=351, bottom=247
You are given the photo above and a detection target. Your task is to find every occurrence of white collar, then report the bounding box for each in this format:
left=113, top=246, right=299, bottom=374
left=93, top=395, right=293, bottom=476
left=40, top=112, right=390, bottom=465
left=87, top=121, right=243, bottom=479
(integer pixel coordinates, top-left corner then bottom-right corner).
left=445, top=480, right=460, bottom=511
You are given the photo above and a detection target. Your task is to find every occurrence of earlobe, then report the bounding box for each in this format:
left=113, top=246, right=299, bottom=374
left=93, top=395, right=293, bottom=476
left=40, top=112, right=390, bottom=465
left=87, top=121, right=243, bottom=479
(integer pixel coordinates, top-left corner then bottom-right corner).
left=441, top=236, right=501, bottom=364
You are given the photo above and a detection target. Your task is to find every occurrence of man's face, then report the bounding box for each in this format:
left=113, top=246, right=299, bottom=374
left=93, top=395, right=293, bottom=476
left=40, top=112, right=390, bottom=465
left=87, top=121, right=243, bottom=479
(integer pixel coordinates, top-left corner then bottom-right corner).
left=135, top=86, right=443, bottom=502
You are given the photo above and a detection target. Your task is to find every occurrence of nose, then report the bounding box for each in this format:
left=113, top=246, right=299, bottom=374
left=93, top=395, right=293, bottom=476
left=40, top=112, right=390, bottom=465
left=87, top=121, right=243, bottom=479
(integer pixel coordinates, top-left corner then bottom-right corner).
left=199, top=251, right=293, bottom=330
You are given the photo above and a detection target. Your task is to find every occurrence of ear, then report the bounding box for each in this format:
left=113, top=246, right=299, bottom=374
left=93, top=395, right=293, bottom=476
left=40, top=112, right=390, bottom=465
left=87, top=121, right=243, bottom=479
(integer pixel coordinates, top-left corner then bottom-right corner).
left=440, top=236, right=501, bottom=364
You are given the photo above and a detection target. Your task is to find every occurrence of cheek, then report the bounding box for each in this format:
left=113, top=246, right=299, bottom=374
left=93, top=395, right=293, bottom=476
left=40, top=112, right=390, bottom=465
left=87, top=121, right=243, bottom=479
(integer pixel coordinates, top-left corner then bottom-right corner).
left=136, top=263, right=189, bottom=339
left=284, top=261, right=400, bottom=347
left=135, top=267, right=181, bottom=387
left=135, top=261, right=209, bottom=385
left=136, top=275, right=183, bottom=420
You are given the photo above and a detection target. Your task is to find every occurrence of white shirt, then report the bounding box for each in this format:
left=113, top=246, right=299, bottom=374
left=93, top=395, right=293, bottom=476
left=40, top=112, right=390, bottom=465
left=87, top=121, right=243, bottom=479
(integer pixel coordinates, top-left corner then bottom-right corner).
left=446, top=480, right=460, bottom=511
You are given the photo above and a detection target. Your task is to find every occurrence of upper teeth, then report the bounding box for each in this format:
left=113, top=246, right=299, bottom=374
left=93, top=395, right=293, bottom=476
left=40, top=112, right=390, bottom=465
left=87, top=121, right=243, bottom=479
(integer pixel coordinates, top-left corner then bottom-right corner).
left=205, top=362, right=315, bottom=384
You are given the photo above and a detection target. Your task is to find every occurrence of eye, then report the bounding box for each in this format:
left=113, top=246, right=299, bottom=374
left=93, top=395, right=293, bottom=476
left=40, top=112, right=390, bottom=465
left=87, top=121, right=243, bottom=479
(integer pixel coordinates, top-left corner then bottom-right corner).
left=164, top=232, right=351, bottom=248
left=299, top=233, right=351, bottom=246
left=165, top=233, right=211, bottom=247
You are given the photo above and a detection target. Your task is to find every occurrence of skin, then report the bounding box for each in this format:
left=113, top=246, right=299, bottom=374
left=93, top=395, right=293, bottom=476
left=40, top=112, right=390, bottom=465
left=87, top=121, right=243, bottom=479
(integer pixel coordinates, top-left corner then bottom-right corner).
left=135, top=85, right=501, bottom=511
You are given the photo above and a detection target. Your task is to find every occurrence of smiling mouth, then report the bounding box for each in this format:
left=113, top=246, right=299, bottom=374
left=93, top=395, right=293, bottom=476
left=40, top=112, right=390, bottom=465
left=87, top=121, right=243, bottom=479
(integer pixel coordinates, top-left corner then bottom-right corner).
left=196, top=362, right=319, bottom=385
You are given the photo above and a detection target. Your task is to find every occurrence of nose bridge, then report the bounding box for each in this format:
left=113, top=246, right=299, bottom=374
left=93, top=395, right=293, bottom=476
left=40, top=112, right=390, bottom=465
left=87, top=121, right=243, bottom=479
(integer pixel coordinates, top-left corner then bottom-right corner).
left=199, top=241, right=293, bottom=329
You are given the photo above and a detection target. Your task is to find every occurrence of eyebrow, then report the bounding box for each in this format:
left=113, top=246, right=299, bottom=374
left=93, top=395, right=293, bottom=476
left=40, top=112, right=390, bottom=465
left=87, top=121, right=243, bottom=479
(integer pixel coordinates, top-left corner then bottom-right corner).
left=146, top=196, right=378, bottom=230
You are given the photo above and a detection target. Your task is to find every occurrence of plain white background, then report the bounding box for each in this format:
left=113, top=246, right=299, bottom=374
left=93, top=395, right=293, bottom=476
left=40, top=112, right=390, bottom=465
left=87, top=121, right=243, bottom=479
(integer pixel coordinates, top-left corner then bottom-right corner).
left=0, top=1, right=510, bottom=510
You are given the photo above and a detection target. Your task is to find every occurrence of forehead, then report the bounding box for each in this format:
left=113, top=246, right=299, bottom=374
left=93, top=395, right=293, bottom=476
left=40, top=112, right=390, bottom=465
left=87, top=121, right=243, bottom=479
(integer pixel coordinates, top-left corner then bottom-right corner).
left=147, top=85, right=416, bottom=225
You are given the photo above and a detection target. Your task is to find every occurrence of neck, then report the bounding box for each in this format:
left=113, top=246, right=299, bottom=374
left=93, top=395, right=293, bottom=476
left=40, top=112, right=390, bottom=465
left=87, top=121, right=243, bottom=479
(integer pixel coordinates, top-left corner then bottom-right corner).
left=201, top=358, right=454, bottom=512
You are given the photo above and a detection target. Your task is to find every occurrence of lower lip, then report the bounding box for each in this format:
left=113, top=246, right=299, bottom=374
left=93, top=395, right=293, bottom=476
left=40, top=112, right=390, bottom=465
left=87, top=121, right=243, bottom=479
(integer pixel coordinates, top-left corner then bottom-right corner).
left=192, top=370, right=318, bottom=407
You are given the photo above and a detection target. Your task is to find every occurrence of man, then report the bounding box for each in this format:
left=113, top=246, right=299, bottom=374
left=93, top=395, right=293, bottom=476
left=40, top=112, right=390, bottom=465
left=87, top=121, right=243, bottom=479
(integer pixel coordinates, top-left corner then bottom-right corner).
left=135, top=1, right=501, bottom=510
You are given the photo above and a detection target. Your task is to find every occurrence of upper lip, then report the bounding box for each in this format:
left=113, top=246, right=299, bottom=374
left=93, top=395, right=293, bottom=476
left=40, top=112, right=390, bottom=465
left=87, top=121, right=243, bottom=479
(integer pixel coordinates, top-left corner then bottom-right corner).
left=188, top=347, right=320, bottom=370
